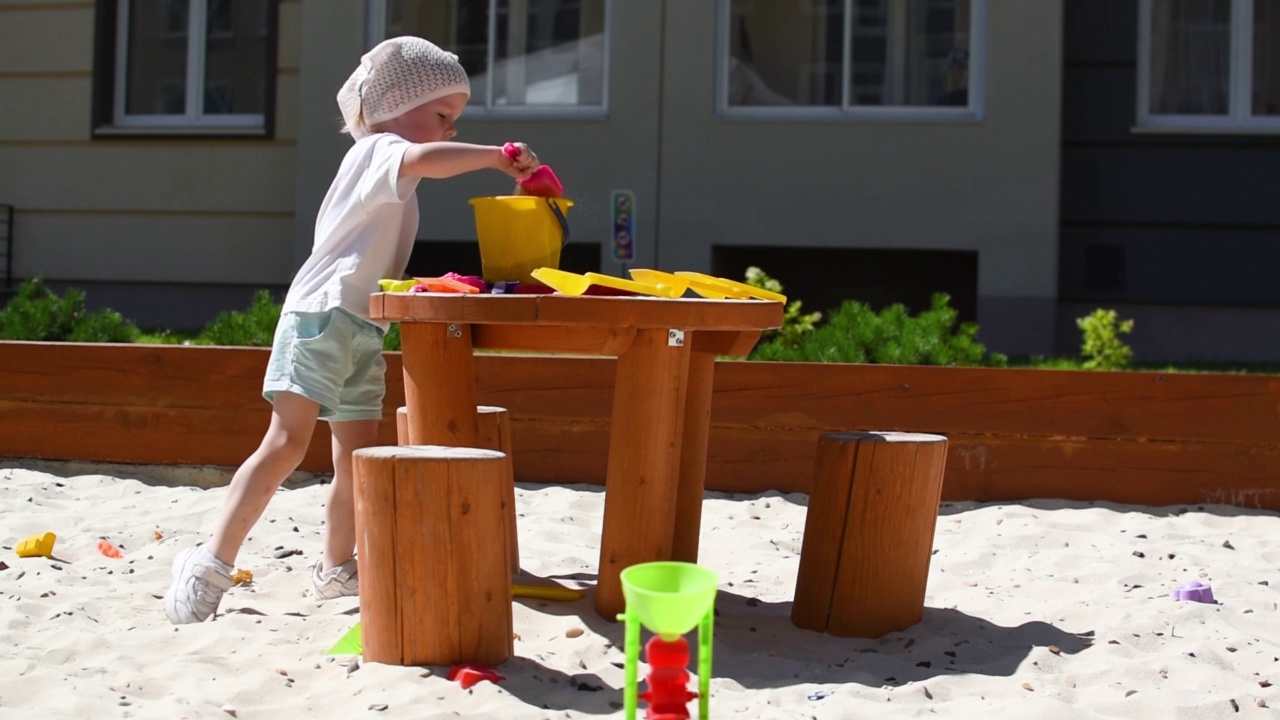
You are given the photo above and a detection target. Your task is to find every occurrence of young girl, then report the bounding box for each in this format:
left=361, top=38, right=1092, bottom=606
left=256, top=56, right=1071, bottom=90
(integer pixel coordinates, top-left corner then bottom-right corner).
left=164, top=36, right=541, bottom=624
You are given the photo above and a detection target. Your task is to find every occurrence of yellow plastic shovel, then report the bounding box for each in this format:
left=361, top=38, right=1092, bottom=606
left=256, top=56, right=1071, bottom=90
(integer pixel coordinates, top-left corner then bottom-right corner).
left=531, top=268, right=678, bottom=298
left=627, top=269, right=690, bottom=297
left=675, top=271, right=787, bottom=303
left=671, top=272, right=752, bottom=300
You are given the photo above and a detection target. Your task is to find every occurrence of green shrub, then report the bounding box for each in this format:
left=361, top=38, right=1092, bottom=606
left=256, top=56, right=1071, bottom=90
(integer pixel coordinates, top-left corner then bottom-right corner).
left=197, top=290, right=282, bottom=347
left=383, top=322, right=401, bottom=351
left=743, top=266, right=821, bottom=349
left=0, top=278, right=139, bottom=343
left=1077, top=308, right=1134, bottom=371
left=750, top=292, right=1007, bottom=367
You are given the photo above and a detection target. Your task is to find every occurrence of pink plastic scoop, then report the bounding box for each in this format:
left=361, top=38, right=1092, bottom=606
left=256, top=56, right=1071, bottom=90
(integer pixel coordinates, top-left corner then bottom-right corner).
left=503, top=142, right=564, bottom=198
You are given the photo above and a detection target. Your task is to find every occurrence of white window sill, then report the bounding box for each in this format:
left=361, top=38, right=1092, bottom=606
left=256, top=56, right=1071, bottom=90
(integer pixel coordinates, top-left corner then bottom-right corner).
left=716, top=106, right=983, bottom=124
left=93, top=125, right=271, bottom=138
left=1131, top=124, right=1280, bottom=137
left=463, top=106, right=609, bottom=122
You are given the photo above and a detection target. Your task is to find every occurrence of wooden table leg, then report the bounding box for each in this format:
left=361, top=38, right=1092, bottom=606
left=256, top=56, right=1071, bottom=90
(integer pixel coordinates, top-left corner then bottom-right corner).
left=595, top=328, right=691, bottom=620
left=399, top=322, right=480, bottom=448
left=671, top=350, right=715, bottom=564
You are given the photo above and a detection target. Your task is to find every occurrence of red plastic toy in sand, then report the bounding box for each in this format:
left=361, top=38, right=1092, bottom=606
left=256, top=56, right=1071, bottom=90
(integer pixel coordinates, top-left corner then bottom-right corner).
left=447, top=663, right=504, bottom=689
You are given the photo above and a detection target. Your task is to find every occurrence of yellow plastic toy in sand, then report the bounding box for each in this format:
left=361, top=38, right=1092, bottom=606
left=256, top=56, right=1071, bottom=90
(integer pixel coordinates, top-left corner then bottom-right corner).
left=512, top=583, right=585, bottom=602
left=16, top=532, right=56, bottom=558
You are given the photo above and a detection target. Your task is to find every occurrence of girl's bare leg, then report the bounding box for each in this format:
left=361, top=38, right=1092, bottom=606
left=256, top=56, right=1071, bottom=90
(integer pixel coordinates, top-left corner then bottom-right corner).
left=323, top=419, right=380, bottom=570
left=208, top=392, right=320, bottom=565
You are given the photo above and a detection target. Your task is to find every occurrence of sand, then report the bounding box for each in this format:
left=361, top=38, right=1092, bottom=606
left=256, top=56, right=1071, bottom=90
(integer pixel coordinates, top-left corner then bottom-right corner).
left=2, top=460, right=1278, bottom=719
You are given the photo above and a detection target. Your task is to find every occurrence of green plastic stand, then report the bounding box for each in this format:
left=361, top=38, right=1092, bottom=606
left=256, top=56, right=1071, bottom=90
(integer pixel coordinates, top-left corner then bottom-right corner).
left=617, top=561, right=718, bottom=720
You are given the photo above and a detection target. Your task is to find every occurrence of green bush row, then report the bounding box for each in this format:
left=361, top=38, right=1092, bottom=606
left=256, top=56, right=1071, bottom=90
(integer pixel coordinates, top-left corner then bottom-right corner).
left=743, top=266, right=1006, bottom=366
left=0, top=275, right=1138, bottom=370
left=0, top=278, right=140, bottom=343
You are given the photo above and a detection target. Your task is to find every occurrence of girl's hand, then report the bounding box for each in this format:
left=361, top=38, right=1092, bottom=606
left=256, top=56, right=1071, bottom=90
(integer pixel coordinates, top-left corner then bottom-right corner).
left=498, top=142, right=540, bottom=180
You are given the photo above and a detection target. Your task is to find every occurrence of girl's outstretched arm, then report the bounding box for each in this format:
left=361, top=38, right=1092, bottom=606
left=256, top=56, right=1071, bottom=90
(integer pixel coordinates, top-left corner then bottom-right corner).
left=400, top=142, right=537, bottom=180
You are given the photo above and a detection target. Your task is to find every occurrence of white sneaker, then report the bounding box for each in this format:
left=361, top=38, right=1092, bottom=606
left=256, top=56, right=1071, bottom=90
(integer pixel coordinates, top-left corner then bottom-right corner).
left=164, top=544, right=234, bottom=624
left=312, top=558, right=359, bottom=600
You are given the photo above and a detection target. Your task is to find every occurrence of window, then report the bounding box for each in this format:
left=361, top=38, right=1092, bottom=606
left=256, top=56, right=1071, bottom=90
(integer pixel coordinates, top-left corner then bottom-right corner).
left=718, top=0, right=985, bottom=120
left=93, top=0, right=278, bottom=135
left=1138, top=0, right=1280, bottom=133
left=372, top=0, right=610, bottom=117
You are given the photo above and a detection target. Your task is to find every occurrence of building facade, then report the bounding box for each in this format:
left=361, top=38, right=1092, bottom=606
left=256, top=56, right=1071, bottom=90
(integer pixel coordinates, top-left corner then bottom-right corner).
left=1, top=1, right=1275, bottom=361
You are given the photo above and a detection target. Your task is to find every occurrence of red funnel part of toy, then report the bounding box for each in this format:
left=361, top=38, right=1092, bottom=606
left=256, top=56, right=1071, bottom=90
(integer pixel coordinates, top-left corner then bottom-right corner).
left=503, top=142, right=564, bottom=198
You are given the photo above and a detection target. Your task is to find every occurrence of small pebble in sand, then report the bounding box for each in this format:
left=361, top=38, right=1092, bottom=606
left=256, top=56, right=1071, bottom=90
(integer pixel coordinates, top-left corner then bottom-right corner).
left=1223, top=540, right=1235, bottom=549
left=1229, top=698, right=1239, bottom=711
left=1258, top=699, right=1268, bottom=708
left=565, top=627, right=584, bottom=638
left=368, top=703, right=388, bottom=711
left=221, top=705, right=237, bottom=717
left=1048, top=645, right=1061, bottom=655
left=1022, top=683, right=1034, bottom=692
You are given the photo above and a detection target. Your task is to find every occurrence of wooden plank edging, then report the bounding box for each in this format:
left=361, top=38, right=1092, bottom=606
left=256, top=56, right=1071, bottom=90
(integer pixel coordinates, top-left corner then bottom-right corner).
left=2, top=341, right=1278, bottom=510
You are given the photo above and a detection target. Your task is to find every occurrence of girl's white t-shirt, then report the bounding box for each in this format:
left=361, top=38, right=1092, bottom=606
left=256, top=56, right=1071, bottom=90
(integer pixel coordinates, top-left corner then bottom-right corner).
left=283, top=133, right=421, bottom=331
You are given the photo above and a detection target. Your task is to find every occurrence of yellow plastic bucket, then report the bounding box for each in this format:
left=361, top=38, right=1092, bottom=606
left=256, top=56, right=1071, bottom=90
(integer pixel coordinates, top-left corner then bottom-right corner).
left=470, top=195, right=574, bottom=283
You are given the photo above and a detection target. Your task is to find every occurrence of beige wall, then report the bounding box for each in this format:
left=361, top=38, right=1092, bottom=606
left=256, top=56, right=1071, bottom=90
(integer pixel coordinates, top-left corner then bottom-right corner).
left=656, top=1, right=1064, bottom=355
left=0, top=0, right=1065, bottom=352
left=0, top=0, right=302, bottom=292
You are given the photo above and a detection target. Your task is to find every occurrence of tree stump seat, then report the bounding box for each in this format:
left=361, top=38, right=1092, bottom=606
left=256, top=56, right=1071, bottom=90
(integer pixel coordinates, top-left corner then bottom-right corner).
left=792, top=432, right=948, bottom=638
left=353, top=445, right=514, bottom=666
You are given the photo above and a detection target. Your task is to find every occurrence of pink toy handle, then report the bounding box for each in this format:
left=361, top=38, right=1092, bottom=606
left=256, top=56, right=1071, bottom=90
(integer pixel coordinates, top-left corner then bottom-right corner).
left=502, top=141, right=522, bottom=162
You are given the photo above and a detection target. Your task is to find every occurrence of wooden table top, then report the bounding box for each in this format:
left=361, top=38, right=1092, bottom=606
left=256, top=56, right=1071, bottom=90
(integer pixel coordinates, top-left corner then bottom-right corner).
left=371, top=292, right=785, bottom=331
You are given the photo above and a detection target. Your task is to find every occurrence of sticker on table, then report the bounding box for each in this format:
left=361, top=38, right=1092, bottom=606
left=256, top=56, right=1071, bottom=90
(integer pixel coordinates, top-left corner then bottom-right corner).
left=612, top=190, right=635, bottom=262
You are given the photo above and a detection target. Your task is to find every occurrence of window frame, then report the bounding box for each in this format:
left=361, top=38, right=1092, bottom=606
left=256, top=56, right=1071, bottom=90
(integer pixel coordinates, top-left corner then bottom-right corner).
left=714, top=0, right=987, bottom=123
left=1135, top=0, right=1280, bottom=135
left=367, top=0, right=612, bottom=120
left=91, top=0, right=278, bottom=138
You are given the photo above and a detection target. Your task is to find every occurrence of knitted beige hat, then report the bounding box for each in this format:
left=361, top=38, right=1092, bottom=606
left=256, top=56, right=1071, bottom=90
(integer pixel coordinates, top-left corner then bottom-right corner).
left=337, top=36, right=471, bottom=139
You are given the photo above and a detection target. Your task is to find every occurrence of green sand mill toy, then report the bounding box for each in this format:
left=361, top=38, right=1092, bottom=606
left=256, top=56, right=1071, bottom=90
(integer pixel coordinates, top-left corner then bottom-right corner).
left=617, top=561, right=719, bottom=720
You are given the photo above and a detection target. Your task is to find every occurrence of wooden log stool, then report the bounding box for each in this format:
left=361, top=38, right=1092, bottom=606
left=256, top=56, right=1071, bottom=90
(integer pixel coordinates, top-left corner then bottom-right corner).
left=792, top=432, right=948, bottom=638
left=398, top=405, right=520, bottom=572
left=353, top=445, right=513, bottom=667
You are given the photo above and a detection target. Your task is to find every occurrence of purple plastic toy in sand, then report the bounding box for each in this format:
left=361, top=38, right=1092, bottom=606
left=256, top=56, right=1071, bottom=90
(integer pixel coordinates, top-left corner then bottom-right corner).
left=1172, top=581, right=1215, bottom=603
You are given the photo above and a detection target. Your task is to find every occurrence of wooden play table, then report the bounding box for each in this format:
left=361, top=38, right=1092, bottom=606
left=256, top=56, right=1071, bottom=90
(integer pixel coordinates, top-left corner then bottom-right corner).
left=370, top=291, right=783, bottom=619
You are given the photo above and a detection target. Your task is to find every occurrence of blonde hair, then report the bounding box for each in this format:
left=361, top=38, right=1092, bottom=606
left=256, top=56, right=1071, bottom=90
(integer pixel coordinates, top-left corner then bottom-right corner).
left=339, top=107, right=369, bottom=138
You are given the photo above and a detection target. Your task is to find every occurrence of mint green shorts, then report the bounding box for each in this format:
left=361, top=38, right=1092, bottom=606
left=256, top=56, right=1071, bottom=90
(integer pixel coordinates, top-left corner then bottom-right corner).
left=263, top=308, right=386, bottom=422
